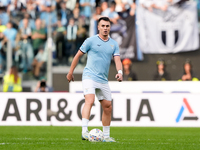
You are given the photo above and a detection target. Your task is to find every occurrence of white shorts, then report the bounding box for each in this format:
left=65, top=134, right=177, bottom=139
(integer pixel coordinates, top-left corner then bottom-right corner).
left=82, top=79, right=112, bottom=101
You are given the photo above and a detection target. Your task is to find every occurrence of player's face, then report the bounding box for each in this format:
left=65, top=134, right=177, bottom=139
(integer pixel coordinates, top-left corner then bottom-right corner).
left=98, top=20, right=111, bottom=37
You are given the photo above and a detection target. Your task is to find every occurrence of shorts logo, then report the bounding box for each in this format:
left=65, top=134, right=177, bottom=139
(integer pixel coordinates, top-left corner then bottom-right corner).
left=176, top=98, right=198, bottom=123
left=85, top=88, right=89, bottom=92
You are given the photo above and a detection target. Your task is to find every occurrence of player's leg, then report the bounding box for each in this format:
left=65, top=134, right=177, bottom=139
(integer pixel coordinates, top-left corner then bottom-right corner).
left=82, top=94, right=95, bottom=138
left=100, top=100, right=115, bottom=142
left=100, top=100, right=112, bottom=127
left=82, top=94, right=95, bottom=119
left=81, top=79, right=96, bottom=140
left=96, top=83, right=116, bottom=142
left=100, top=99, right=111, bottom=133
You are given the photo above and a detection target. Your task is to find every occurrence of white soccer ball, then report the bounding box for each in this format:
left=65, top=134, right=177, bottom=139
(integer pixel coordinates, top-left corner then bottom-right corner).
left=88, top=128, right=104, bottom=142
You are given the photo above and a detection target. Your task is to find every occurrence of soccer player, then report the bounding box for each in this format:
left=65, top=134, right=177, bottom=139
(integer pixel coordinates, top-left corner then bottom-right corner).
left=66, top=17, right=123, bottom=142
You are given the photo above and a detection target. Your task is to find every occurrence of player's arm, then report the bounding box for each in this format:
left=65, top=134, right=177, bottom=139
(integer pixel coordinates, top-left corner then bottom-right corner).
left=114, top=55, right=123, bottom=82
left=66, top=50, right=84, bottom=82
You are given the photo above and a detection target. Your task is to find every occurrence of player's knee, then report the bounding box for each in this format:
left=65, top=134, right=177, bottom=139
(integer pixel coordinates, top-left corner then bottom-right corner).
left=104, top=104, right=112, bottom=114
left=85, top=100, right=94, bottom=107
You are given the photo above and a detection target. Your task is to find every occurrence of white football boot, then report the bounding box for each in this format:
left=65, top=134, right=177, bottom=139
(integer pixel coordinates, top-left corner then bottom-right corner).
left=82, top=131, right=89, bottom=140
left=102, top=137, right=116, bottom=142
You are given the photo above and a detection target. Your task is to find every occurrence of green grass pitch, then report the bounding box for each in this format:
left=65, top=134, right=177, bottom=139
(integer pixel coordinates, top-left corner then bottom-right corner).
left=0, top=126, right=200, bottom=150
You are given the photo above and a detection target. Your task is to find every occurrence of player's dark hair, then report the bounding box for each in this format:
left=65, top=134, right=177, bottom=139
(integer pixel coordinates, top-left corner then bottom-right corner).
left=97, top=17, right=111, bottom=25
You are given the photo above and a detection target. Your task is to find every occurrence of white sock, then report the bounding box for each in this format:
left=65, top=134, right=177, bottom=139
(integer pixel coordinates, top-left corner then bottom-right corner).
left=103, top=126, right=110, bottom=139
left=82, top=118, right=89, bottom=134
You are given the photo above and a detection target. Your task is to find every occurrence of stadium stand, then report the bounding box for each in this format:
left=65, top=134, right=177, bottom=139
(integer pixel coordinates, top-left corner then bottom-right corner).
left=0, top=0, right=199, bottom=92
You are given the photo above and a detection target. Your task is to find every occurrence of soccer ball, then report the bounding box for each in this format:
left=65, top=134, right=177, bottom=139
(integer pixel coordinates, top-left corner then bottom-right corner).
left=88, top=128, right=104, bottom=142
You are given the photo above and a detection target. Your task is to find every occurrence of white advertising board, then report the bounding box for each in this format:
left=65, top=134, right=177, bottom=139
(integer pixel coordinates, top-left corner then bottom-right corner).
left=69, top=81, right=200, bottom=94
left=0, top=93, right=200, bottom=127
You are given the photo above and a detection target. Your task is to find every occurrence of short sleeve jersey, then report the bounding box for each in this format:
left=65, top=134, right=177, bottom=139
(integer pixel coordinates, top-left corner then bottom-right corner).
left=80, top=35, right=120, bottom=83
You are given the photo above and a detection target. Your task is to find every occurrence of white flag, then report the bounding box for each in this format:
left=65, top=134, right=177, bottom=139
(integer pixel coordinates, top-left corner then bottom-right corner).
left=137, top=1, right=199, bottom=54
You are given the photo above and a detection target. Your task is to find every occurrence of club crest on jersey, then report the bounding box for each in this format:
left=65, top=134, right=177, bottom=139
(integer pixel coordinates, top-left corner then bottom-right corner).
left=110, top=45, right=114, bottom=49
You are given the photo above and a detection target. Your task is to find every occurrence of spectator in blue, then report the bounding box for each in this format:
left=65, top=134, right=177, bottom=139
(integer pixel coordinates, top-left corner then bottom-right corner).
left=58, top=1, right=70, bottom=26
left=101, top=1, right=127, bottom=37
left=26, top=0, right=37, bottom=19
left=79, top=0, right=95, bottom=26
left=36, top=0, right=56, bottom=12
left=66, top=17, right=77, bottom=62
left=40, top=3, right=57, bottom=30
left=89, top=6, right=101, bottom=36
left=101, top=1, right=120, bottom=24
left=16, top=18, right=34, bottom=73
left=0, top=21, right=17, bottom=74
left=0, top=0, right=10, bottom=8
left=1, top=21, right=17, bottom=49
left=19, top=13, right=35, bottom=30
left=0, top=6, right=9, bottom=25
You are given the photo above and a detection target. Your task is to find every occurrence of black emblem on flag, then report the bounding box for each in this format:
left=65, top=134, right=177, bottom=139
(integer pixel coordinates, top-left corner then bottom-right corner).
left=161, top=30, right=179, bottom=48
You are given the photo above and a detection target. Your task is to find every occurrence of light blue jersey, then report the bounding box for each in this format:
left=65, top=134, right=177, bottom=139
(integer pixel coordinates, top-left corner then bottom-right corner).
left=80, top=35, right=120, bottom=83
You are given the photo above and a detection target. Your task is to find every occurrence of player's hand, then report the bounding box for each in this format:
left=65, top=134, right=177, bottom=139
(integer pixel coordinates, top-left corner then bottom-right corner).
left=115, top=73, right=123, bottom=82
left=66, top=73, right=74, bottom=82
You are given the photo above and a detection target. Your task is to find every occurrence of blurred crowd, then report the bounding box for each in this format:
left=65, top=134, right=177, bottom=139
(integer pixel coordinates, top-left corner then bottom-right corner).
left=0, top=0, right=199, bottom=92
left=0, top=0, right=89, bottom=78
left=122, top=58, right=199, bottom=82
left=0, top=0, right=139, bottom=78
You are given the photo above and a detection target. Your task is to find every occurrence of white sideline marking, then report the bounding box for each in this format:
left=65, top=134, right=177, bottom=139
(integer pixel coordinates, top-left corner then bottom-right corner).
left=0, top=142, right=200, bottom=146
left=0, top=138, right=69, bottom=140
